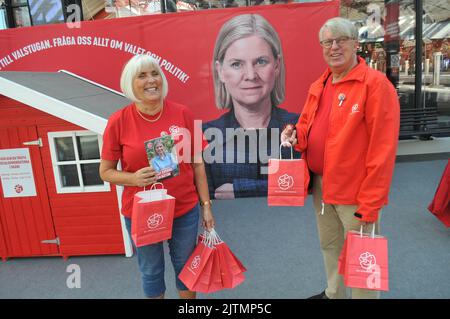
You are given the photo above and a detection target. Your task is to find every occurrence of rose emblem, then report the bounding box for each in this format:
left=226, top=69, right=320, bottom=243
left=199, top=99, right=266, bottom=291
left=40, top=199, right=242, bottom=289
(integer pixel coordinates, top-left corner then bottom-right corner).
left=278, top=174, right=294, bottom=190
left=147, top=213, right=163, bottom=229
left=191, top=256, right=201, bottom=269
left=359, top=252, right=377, bottom=270
left=169, top=125, right=180, bottom=136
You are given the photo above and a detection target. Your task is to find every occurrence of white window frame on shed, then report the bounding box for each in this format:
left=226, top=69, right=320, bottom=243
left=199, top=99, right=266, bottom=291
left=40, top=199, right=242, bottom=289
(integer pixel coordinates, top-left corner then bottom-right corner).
left=48, top=130, right=110, bottom=194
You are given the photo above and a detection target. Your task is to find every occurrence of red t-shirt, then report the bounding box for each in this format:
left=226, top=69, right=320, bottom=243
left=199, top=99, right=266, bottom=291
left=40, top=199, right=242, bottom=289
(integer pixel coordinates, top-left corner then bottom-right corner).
left=101, top=100, right=208, bottom=218
left=307, top=76, right=334, bottom=175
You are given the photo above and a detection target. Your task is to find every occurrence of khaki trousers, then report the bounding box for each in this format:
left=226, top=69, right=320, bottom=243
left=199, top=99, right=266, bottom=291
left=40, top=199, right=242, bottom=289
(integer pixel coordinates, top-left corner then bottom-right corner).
left=312, top=174, right=380, bottom=299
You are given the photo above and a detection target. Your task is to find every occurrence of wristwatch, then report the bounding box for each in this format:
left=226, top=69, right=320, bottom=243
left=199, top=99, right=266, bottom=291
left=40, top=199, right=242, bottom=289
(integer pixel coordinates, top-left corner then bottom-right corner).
left=199, top=199, right=212, bottom=207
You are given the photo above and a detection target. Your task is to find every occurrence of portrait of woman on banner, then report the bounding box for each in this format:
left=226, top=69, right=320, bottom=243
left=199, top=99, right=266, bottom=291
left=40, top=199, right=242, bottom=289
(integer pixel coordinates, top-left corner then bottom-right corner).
left=202, top=13, right=300, bottom=200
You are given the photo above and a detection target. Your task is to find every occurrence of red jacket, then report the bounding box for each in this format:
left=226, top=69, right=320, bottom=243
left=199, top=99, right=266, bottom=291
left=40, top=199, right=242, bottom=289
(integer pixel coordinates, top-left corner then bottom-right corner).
left=295, top=57, right=400, bottom=222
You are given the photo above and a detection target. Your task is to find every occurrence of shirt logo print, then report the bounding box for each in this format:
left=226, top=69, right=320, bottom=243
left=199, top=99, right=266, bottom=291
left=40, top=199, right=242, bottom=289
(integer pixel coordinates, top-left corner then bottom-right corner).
left=169, top=125, right=180, bottom=136
left=351, top=104, right=360, bottom=114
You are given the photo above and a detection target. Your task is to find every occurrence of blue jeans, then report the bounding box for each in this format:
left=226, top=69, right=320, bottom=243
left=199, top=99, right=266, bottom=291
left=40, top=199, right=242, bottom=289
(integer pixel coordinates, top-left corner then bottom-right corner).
left=124, top=204, right=199, bottom=298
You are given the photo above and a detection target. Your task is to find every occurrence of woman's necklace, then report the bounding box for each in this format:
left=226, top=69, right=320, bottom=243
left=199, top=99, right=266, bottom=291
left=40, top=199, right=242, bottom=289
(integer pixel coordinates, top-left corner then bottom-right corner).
left=136, top=103, right=164, bottom=123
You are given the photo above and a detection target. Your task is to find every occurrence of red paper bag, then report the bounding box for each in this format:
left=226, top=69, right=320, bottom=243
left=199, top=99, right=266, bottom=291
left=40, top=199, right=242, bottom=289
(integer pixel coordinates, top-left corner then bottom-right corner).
left=180, top=229, right=246, bottom=292
left=217, top=242, right=247, bottom=273
left=178, top=239, right=214, bottom=291
left=344, top=232, right=389, bottom=291
left=192, top=249, right=224, bottom=293
left=216, top=242, right=246, bottom=289
left=131, top=186, right=175, bottom=247
left=191, top=248, right=215, bottom=293
left=267, top=145, right=305, bottom=206
left=428, top=160, right=450, bottom=227
left=208, top=250, right=225, bottom=293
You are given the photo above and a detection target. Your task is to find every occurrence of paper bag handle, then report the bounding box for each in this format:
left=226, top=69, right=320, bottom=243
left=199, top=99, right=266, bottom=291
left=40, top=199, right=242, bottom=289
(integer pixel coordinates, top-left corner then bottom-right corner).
left=202, top=228, right=223, bottom=247
left=359, top=223, right=376, bottom=238
left=279, top=142, right=293, bottom=159
left=144, top=182, right=164, bottom=191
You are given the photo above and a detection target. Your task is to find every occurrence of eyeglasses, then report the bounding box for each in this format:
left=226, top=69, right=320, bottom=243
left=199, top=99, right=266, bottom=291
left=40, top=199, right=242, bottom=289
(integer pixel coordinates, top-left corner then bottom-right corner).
left=320, top=36, right=354, bottom=48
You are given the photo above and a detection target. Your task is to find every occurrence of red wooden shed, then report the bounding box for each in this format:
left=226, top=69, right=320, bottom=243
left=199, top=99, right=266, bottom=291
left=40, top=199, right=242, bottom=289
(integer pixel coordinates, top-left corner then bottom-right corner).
left=0, top=70, right=133, bottom=260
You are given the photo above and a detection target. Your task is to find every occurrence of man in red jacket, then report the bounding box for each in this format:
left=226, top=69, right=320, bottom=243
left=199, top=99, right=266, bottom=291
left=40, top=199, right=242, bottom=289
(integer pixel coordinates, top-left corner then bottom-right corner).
left=282, top=17, right=399, bottom=299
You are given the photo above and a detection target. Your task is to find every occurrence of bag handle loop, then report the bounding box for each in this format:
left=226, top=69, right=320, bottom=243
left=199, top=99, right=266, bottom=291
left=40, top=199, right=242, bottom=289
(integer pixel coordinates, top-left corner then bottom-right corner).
left=150, top=182, right=164, bottom=190
left=279, top=142, right=293, bottom=160
left=202, top=228, right=223, bottom=247
left=359, top=223, right=376, bottom=238
left=144, top=182, right=164, bottom=191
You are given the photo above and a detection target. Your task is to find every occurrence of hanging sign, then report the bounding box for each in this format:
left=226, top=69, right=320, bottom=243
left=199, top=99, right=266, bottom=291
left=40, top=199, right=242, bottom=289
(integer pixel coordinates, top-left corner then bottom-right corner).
left=0, top=148, right=37, bottom=198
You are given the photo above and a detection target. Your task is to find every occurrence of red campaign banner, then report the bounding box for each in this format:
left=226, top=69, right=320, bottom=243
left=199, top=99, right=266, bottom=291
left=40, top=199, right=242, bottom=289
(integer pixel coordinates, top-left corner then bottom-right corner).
left=384, top=0, right=400, bottom=43
left=0, top=2, right=339, bottom=199
left=0, top=2, right=338, bottom=121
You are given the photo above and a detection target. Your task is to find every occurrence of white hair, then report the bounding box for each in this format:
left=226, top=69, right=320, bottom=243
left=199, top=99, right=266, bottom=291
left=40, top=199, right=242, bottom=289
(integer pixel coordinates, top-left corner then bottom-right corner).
left=120, top=54, right=168, bottom=103
left=319, top=17, right=358, bottom=41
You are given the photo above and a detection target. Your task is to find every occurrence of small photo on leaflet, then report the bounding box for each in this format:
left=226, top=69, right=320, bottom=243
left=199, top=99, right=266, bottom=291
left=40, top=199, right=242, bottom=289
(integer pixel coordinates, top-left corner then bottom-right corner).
left=144, top=135, right=179, bottom=181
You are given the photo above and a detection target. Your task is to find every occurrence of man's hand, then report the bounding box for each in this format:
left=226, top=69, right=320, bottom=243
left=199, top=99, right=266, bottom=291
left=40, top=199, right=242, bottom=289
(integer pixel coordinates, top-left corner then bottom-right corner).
left=281, top=124, right=297, bottom=147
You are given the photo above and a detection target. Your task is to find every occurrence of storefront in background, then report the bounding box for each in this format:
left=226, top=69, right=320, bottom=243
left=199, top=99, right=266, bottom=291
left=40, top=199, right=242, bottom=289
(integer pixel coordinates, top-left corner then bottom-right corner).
left=339, top=0, right=450, bottom=139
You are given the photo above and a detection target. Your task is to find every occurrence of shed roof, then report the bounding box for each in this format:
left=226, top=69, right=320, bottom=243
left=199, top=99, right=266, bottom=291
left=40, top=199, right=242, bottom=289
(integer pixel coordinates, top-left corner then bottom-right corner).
left=0, top=71, right=130, bottom=134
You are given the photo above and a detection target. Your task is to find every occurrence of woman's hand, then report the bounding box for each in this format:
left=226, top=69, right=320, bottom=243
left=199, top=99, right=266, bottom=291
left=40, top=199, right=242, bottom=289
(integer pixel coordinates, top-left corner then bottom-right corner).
left=281, top=124, right=297, bottom=147
left=201, top=206, right=215, bottom=231
left=133, top=167, right=157, bottom=187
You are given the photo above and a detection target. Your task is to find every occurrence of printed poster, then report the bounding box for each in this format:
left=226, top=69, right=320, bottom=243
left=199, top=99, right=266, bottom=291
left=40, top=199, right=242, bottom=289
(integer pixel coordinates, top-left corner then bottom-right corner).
left=0, top=148, right=37, bottom=198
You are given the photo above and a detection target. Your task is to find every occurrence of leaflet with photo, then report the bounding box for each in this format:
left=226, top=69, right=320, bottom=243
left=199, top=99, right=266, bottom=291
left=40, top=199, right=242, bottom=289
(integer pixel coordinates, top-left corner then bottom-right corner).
left=144, top=135, right=179, bottom=181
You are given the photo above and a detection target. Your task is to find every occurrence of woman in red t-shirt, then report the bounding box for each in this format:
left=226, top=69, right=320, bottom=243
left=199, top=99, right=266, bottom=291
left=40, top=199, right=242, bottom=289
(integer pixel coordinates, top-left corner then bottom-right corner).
left=100, top=54, right=215, bottom=299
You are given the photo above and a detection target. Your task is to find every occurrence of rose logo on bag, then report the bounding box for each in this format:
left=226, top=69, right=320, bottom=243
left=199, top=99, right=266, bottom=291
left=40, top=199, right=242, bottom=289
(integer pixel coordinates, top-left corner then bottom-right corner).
left=147, top=213, right=164, bottom=229
left=359, top=252, right=382, bottom=289
left=278, top=174, right=294, bottom=190
left=359, top=252, right=377, bottom=270
left=191, top=255, right=201, bottom=269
